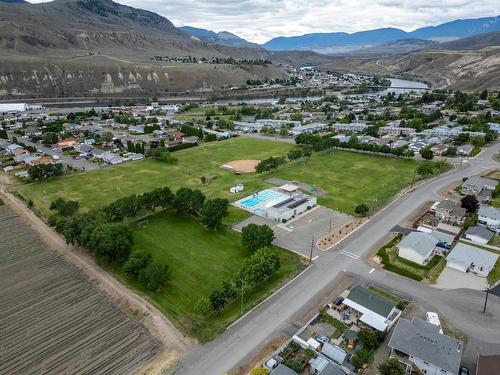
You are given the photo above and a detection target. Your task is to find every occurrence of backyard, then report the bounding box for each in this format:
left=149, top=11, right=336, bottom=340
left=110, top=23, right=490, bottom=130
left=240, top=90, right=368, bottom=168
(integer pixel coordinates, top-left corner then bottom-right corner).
left=114, top=210, right=305, bottom=342
left=16, top=137, right=421, bottom=217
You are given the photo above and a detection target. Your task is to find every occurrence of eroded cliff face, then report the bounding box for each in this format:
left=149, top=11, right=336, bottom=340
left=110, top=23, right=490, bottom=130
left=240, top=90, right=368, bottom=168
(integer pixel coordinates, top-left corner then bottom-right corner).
left=0, top=61, right=285, bottom=99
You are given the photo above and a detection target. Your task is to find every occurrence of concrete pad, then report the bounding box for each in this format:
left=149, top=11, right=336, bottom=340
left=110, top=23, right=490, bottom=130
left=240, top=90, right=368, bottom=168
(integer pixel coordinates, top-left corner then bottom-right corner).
left=232, top=214, right=275, bottom=232
left=435, top=267, right=487, bottom=291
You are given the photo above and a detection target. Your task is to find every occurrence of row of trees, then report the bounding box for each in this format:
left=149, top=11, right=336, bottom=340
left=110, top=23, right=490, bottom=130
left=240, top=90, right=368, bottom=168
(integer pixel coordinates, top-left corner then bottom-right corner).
left=255, top=156, right=286, bottom=173
left=295, top=133, right=415, bottom=158
left=28, top=163, right=65, bottom=181
left=197, top=247, right=281, bottom=314
left=126, top=140, right=145, bottom=154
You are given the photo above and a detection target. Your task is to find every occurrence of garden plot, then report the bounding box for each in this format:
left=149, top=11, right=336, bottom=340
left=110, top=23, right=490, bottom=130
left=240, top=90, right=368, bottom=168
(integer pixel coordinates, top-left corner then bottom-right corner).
left=0, top=205, right=158, bottom=374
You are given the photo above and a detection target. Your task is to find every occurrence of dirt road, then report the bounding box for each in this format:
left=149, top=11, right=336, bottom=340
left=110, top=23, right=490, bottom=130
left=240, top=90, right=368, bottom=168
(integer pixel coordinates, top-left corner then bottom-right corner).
left=0, top=174, right=194, bottom=374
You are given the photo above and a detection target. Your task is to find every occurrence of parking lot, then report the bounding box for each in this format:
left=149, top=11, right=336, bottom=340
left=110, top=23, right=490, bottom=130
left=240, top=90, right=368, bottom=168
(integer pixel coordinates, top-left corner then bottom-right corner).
left=234, top=206, right=354, bottom=258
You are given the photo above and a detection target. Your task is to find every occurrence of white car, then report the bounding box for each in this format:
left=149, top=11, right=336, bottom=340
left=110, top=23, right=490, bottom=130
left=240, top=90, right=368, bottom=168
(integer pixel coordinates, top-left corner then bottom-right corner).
left=52, top=155, right=60, bottom=160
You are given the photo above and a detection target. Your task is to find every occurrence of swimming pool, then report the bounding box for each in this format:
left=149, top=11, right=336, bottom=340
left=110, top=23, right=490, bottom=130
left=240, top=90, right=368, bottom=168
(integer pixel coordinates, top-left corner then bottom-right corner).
left=240, top=190, right=288, bottom=208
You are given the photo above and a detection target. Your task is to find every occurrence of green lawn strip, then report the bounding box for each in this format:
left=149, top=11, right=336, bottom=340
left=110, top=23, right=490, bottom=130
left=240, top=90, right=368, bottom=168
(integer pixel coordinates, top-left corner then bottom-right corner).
left=377, top=233, right=423, bottom=281
left=16, top=137, right=421, bottom=217
left=112, top=210, right=304, bottom=342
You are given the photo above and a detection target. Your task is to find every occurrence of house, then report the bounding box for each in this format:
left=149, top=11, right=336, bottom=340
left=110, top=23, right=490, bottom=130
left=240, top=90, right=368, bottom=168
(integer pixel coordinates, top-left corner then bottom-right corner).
left=5, top=144, right=23, bottom=154
left=397, top=232, right=438, bottom=265
left=56, top=140, right=77, bottom=148
left=446, top=242, right=498, bottom=277
left=342, top=286, right=401, bottom=332
left=465, top=226, right=495, bottom=244
left=478, top=206, right=500, bottom=232
left=430, top=143, right=449, bottom=155
left=271, top=364, right=298, bottom=375
left=461, top=176, right=498, bottom=195
left=457, top=144, right=473, bottom=155
left=476, top=354, right=500, bottom=375
left=388, top=317, right=463, bottom=375
left=309, top=355, right=346, bottom=375
left=434, top=200, right=466, bottom=225
left=320, top=342, right=347, bottom=365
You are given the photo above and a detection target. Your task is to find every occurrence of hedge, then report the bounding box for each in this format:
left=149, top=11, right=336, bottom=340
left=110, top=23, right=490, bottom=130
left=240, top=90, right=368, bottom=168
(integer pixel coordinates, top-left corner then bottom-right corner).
left=168, top=143, right=198, bottom=152
left=382, top=264, right=423, bottom=281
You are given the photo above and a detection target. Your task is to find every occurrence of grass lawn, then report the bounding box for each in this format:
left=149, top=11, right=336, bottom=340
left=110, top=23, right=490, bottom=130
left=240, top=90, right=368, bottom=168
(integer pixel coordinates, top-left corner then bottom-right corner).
left=17, top=137, right=421, bottom=217
left=117, top=210, right=305, bottom=342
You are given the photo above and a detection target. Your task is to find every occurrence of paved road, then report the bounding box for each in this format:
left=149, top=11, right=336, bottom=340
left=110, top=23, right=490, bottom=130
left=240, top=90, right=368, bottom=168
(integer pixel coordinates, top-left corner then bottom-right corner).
left=174, top=144, right=499, bottom=375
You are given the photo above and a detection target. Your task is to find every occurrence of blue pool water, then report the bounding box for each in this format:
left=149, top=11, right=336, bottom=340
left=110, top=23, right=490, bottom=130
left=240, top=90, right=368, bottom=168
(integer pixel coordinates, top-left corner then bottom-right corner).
left=241, top=190, right=287, bottom=208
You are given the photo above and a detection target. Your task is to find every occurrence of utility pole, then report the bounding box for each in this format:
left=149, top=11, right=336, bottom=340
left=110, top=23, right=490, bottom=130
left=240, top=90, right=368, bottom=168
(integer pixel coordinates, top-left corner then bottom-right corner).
left=240, top=278, right=246, bottom=315
left=410, top=169, right=417, bottom=189
left=483, top=285, right=490, bottom=314
left=309, top=236, right=315, bottom=264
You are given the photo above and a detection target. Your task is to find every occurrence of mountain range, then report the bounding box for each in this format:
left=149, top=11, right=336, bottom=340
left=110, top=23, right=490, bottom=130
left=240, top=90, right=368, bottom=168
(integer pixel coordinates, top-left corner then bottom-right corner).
left=262, top=15, right=500, bottom=52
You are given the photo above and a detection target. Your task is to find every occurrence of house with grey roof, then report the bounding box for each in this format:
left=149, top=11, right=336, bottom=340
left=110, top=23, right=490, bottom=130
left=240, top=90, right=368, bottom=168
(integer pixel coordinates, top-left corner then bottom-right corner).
left=271, top=364, right=298, bottom=375
left=435, top=200, right=466, bottom=225
left=397, top=232, right=439, bottom=265
left=320, top=342, right=347, bottom=365
left=478, top=206, right=500, bottom=233
left=457, top=144, right=473, bottom=155
left=461, top=176, right=498, bottom=195
left=342, top=286, right=401, bottom=332
left=446, top=242, right=498, bottom=277
left=388, top=317, right=463, bottom=375
left=465, top=226, right=495, bottom=245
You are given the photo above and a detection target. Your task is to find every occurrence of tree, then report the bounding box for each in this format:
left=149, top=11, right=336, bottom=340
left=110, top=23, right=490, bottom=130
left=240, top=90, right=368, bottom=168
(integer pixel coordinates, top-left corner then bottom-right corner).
left=420, top=148, right=434, bottom=160
left=470, top=135, right=485, bottom=147
left=480, top=89, right=488, bottom=100
left=201, top=198, right=229, bottom=230
left=417, top=162, right=435, bottom=176
left=0, top=128, right=7, bottom=139
left=290, top=112, right=303, bottom=121
left=463, top=212, right=478, bottom=230
left=28, top=163, right=64, bottom=181
left=87, top=223, right=133, bottom=264
left=172, top=187, right=205, bottom=216
left=238, top=247, right=281, bottom=285
left=42, top=132, right=59, bottom=146
left=378, top=358, right=405, bottom=375
left=241, top=224, right=275, bottom=252
left=49, top=198, right=79, bottom=217
left=461, top=194, right=479, bottom=214
left=138, top=263, right=170, bottom=291
left=354, top=203, right=369, bottom=217
left=123, top=251, right=152, bottom=278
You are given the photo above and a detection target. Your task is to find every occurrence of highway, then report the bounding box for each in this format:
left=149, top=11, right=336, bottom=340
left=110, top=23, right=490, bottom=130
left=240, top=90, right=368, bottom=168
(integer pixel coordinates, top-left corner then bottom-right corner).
left=174, top=144, right=499, bottom=375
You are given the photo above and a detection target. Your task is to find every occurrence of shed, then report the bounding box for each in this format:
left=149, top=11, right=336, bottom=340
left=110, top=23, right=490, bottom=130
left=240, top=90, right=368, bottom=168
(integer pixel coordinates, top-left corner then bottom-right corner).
left=321, top=342, right=347, bottom=365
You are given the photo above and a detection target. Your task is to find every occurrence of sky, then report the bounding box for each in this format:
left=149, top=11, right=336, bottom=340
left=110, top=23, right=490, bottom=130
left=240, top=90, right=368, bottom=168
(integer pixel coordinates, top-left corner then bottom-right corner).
left=28, top=0, right=500, bottom=43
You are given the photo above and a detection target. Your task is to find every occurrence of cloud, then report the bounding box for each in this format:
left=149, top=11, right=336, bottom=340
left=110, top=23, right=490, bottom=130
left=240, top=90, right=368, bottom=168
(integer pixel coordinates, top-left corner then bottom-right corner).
left=28, top=0, right=500, bottom=43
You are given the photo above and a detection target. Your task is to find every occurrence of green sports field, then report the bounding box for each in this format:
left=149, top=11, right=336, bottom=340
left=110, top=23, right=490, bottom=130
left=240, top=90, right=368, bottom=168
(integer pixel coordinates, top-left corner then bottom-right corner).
left=17, top=137, right=420, bottom=216
left=115, top=210, right=305, bottom=342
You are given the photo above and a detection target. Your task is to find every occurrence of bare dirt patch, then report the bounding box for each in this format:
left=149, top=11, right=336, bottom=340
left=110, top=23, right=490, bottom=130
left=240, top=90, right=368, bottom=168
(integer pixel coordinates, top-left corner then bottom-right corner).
left=221, top=159, right=260, bottom=173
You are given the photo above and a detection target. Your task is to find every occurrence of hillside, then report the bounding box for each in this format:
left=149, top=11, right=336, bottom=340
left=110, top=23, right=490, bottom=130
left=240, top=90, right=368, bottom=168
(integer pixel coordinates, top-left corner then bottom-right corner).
left=179, top=26, right=259, bottom=48
left=263, top=15, right=500, bottom=52
left=322, top=32, right=500, bottom=90
left=0, top=0, right=285, bottom=99
left=338, top=39, right=438, bottom=57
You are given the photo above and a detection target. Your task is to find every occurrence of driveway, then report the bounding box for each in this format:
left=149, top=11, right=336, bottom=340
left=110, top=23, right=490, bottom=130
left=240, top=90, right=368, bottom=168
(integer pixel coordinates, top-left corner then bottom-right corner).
left=435, top=267, right=487, bottom=291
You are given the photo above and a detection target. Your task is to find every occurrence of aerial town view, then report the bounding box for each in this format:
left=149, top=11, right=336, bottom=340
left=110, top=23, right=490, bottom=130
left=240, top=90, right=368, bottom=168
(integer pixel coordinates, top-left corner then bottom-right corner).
left=0, top=1, right=500, bottom=375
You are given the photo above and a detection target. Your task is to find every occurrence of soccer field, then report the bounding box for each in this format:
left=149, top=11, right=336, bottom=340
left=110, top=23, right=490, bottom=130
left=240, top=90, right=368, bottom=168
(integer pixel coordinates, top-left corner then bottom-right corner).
left=118, top=210, right=305, bottom=342
left=17, top=137, right=419, bottom=216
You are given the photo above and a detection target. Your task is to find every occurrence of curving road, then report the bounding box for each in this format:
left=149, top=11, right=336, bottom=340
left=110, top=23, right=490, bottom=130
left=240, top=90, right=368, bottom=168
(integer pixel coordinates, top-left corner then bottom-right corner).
left=174, top=144, right=499, bottom=375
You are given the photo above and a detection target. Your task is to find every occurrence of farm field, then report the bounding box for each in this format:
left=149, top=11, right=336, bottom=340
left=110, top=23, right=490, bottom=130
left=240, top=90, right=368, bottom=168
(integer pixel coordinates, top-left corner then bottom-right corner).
left=0, top=205, right=158, bottom=374
left=117, top=210, right=305, bottom=342
left=17, top=137, right=420, bottom=217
